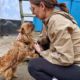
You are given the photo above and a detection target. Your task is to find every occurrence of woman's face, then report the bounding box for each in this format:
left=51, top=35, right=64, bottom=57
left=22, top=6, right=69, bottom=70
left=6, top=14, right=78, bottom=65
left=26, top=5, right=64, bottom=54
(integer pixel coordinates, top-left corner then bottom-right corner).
left=30, top=2, right=46, bottom=20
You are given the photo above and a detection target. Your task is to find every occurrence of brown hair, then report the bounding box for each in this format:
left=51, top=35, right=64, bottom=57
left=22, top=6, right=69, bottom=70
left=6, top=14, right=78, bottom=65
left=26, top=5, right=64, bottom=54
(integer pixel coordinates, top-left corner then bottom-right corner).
left=29, top=0, right=69, bottom=13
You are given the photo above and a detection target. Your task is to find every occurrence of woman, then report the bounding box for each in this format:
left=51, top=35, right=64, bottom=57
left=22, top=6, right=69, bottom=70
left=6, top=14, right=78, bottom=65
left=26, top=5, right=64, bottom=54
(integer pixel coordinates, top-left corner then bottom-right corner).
left=28, top=0, right=80, bottom=80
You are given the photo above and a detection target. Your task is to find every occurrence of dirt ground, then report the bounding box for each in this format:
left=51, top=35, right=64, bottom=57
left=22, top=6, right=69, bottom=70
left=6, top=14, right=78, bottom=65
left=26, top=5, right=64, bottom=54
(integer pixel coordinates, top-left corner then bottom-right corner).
left=0, top=32, right=41, bottom=80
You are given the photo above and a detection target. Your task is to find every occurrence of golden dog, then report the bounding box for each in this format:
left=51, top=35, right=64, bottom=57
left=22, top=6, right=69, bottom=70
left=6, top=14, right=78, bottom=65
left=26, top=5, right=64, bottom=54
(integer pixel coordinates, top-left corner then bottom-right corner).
left=0, top=22, right=38, bottom=80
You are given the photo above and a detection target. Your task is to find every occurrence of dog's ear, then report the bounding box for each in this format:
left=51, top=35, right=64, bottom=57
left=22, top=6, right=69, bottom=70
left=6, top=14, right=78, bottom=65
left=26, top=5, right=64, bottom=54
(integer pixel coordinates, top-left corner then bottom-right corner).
left=17, top=28, right=24, bottom=34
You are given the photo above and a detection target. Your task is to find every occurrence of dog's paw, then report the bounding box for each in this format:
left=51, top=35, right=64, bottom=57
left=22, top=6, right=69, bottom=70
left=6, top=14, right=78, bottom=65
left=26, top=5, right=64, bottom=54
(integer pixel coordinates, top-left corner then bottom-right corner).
left=13, top=74, right=18, bottom=78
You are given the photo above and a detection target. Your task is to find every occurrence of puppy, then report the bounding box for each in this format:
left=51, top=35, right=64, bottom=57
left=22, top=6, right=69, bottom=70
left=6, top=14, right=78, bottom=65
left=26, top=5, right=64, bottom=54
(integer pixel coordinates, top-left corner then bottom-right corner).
left=0, top=22, right=38, bottom=80
left=16, top=22, right=39, bottom=59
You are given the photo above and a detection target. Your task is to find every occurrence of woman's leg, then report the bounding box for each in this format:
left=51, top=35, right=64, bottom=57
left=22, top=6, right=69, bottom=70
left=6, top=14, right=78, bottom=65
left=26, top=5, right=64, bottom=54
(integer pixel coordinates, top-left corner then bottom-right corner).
left=28, top=58, right=52, bottom=80
left=28, top=57, right=80, bottom=80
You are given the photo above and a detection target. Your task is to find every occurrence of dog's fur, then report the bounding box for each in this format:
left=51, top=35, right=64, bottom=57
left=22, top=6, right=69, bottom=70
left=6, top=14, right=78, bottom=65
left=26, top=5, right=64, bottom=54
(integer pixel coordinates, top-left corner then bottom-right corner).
left=0, top=22, right=38, bottom=80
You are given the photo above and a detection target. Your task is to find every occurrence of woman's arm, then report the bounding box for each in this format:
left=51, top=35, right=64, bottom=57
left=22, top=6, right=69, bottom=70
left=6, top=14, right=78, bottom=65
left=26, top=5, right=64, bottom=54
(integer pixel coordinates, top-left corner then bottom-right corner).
left=40, top=14, right=74, bottom=66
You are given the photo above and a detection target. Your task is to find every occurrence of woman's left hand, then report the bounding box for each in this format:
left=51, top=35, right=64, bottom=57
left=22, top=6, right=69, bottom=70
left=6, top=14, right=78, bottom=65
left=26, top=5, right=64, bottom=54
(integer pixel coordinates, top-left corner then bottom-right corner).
left=34, top=43, right=43, bottom=54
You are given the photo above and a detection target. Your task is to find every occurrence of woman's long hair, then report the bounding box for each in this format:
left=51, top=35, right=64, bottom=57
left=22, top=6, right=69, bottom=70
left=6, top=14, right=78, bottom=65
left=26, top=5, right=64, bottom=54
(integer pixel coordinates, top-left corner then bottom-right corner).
left=29, top=0, right=69, bottom=13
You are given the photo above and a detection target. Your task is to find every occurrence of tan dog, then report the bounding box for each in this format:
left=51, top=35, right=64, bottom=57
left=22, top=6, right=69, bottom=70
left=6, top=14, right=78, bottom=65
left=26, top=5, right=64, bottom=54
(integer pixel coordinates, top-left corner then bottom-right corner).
left=0, top=22, right=38, bottom=80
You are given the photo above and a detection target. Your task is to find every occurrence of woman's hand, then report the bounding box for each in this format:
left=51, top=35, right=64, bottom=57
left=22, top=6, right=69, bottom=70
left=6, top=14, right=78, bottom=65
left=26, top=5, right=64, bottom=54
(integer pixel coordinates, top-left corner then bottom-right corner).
left=34, top=43, right=43, bottom=54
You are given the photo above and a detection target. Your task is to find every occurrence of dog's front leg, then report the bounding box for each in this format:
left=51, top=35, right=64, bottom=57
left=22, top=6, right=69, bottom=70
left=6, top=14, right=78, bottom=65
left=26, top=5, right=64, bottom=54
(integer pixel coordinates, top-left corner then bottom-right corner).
left=4, top=68, right=13, bottom=80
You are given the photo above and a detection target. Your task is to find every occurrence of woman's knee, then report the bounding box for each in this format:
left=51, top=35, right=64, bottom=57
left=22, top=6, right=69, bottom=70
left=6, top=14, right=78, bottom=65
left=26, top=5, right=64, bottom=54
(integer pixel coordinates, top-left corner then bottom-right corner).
left=28, top=58, right=40, bottom=73
left=28, top=58, right=45, bottom=73
left=28, top=59, right=35, bottom=71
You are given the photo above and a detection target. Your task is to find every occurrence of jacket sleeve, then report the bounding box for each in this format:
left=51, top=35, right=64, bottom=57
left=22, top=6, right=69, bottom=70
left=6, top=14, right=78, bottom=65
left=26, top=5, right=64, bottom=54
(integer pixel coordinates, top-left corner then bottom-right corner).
left=40, top=14, right=74, bottom=66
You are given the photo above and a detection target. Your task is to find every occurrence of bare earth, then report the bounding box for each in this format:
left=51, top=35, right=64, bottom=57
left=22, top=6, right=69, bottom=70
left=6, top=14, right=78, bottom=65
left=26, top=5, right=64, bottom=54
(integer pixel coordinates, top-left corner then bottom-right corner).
left=0, top=32, right=40, bottom=80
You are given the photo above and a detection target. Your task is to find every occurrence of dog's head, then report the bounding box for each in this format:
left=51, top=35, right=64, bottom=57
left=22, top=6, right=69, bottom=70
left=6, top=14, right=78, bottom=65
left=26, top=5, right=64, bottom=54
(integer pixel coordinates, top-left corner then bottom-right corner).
left=17, top=22, right=34, bottom=44
left=18, top=22, right=34, bottom=35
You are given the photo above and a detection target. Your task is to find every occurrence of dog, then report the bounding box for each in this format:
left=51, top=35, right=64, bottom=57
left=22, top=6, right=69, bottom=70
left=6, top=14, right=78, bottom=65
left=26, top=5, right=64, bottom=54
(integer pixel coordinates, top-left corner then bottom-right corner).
left=0, top=22, right=38, bottom=80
